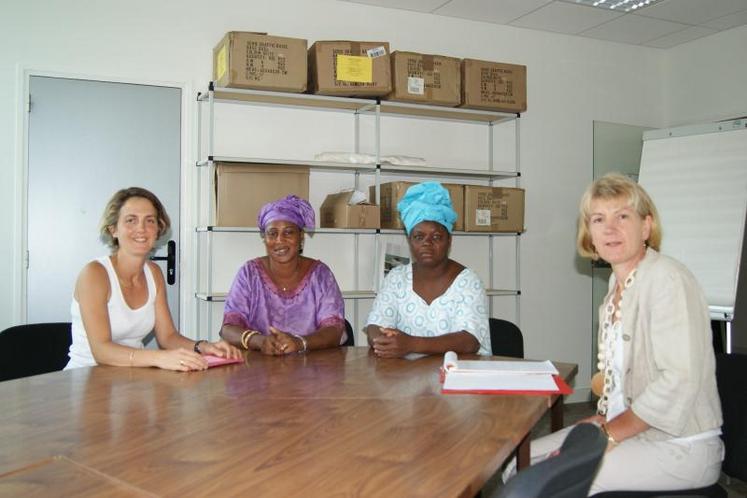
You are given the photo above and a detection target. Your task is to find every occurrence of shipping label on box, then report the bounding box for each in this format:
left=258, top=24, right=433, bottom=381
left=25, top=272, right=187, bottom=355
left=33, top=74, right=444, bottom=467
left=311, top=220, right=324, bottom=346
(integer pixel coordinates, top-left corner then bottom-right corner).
left=386, top=51, right=461, bottom=107
left=213, top=32, right=308, bottom=92
left=308, top=41, right=391, bottom=96
left=372, top=181, right=464, bottom=231
left=320, top=191, right=380, bottom=229
left=461, top=59, right=527, bottom=113
left=214, top=163, right=309, bottom=227
left=464, top=186, right=524, bottom=232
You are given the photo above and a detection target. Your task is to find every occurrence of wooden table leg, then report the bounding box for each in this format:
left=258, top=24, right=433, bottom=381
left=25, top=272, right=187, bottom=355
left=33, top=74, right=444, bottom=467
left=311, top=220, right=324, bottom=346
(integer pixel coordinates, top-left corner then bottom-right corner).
left=516, top=432, right=530, bottom=470
left=550, top=395, right=564, bottom=432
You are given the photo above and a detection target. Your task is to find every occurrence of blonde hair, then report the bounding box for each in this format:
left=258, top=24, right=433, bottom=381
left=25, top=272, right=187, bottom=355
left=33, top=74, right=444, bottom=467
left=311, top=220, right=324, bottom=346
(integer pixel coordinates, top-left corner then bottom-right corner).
left=99, top=187, right=171, bottom=249
left=577, top=173, right=661, bottom=259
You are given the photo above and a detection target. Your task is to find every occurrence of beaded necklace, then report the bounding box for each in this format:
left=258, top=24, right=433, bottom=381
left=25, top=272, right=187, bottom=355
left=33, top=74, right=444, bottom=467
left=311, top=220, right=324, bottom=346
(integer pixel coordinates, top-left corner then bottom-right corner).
left=596, top=268, right=637, bottom=417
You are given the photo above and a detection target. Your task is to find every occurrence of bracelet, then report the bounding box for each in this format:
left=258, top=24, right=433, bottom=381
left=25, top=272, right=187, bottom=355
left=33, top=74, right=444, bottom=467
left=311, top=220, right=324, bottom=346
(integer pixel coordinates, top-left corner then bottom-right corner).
left=193, top=340, right=206, bottom=354
left=291, top=333, right=308, bottom=353
left=129, top=350, right=135, bottom=367
left=601, top=424, right=619, bottom=445
left=241, top=330, right=261, bottom=350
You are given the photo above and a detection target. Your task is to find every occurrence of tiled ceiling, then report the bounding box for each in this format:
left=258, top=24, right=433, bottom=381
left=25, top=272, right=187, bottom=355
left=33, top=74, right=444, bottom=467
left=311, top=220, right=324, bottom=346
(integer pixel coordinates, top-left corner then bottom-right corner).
left=338, top=0, right=747, bottom=48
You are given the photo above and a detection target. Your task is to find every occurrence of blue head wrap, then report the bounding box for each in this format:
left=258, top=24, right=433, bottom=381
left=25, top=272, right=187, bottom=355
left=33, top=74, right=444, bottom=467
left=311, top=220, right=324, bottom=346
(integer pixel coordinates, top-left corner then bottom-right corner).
left=257, top=195, right=315, bottom=232
left=397, top=182, right=457, bottom=234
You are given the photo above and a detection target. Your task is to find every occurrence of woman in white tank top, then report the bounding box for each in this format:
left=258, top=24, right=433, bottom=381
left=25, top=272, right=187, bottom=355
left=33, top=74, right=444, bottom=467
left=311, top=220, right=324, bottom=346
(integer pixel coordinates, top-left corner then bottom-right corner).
left=65, top=187, right=241, bottom=371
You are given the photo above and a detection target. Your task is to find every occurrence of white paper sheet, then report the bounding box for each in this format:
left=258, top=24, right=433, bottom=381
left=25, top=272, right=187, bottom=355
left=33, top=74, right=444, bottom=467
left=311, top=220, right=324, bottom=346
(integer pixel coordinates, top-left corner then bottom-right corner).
left=442, top=352, right=558, bottom=375
left=443, top=371, right=558, bottom=392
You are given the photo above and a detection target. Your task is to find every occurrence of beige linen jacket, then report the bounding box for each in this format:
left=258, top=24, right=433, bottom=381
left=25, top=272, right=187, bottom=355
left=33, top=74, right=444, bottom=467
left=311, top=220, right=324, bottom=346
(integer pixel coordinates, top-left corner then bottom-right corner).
left=600, top=248, right=722, bottom=441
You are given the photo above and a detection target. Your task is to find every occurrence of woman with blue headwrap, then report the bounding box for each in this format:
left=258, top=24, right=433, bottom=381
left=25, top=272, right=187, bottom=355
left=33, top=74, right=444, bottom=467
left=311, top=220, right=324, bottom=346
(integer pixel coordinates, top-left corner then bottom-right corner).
left=365, top=182, right=491, bottom=357
left=220, top=195, right=346, bottom=355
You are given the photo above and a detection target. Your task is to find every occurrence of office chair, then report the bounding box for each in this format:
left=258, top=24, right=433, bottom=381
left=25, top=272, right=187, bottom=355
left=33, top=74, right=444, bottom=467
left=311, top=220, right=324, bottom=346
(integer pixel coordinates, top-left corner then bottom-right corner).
left=591, top=352, right=746, bottom=498
left=0, top=322, right=72, bottom=381
left=343, top=319, right=355, bottom=346
left=489, top=318, right=524, bottom=358
left=495, top=423, right=607, bottom=498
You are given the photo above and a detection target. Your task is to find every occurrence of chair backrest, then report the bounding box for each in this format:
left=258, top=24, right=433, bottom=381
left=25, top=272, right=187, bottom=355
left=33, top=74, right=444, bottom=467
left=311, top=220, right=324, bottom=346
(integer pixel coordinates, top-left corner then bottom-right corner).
left=716, top=352, right=747, bottom=481
left=498, top=423, right=607, bottom=498
left=343, top=319, right=355, bottom=346
left=489, top=318, right=524, bottom=358
left=0, top=322, right=72, bottom=382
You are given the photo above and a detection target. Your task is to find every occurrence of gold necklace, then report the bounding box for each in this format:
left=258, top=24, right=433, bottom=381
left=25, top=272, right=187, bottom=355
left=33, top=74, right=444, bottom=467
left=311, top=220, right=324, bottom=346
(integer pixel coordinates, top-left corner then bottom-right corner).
left=273, top=259, right=301, bottom=292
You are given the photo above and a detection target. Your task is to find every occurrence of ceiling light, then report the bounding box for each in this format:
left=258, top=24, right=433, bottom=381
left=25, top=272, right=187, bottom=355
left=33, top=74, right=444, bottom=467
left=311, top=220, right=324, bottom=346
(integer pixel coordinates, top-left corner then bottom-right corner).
left=574, top=0, right=665, bottom=12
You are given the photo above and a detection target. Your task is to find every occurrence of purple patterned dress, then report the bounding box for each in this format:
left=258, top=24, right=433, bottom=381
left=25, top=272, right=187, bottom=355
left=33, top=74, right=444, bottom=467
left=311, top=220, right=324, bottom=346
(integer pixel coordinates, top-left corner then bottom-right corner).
left=222, top=258, right=345, bottom=339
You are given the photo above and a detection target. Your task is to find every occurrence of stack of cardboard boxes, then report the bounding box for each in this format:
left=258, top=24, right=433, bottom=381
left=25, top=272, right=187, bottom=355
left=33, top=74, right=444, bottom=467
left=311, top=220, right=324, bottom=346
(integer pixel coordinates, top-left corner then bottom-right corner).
left=212, top=32, right=527, bottom=111
left=210, top=32, right=526, bottom=231
left=373, top=181, right=523, bottom=233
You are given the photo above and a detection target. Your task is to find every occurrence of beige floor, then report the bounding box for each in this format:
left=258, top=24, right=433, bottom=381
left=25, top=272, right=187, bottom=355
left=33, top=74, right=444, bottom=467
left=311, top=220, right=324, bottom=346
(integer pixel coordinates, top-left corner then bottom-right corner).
left=482, top=401, right=747, bottom=498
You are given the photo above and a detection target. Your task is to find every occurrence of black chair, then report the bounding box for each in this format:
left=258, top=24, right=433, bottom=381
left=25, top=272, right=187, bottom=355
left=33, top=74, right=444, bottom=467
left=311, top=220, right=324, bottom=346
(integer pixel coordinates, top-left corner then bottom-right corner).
left=489, top=318, right=524, bottom=358
left=495, top=423, right=607, bottom=498
left=591, top=352, right=747, bottom=498
left=0, top=322, right=72, bottom=381
left=343, top=319, right=355, bottom=346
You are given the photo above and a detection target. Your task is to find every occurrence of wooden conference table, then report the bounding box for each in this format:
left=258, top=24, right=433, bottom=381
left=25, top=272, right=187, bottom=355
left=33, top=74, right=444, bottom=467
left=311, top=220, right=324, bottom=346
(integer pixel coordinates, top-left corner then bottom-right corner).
left=0, top=347, right=576, bottom=497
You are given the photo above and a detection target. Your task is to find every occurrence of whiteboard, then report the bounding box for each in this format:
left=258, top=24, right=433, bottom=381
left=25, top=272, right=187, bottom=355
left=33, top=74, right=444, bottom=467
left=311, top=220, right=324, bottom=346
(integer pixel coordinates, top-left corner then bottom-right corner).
left=638, top=121, right=747, bottom=317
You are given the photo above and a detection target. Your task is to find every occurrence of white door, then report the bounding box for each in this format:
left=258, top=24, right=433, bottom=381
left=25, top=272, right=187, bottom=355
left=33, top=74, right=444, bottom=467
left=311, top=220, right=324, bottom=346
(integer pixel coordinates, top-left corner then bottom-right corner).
left=27, top=76, right=181, bottom=329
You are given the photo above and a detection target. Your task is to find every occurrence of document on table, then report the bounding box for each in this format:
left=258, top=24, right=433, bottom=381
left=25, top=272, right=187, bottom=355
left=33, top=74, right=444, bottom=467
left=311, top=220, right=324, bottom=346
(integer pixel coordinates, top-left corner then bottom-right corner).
left=441, top=351, right=571, bottom=395
left=204, top=355, right=243, bottom=368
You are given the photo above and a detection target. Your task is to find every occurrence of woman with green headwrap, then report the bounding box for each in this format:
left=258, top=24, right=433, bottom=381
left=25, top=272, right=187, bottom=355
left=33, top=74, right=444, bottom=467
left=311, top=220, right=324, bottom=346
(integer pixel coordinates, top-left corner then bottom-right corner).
left=365, top=182, right=491, bottom=358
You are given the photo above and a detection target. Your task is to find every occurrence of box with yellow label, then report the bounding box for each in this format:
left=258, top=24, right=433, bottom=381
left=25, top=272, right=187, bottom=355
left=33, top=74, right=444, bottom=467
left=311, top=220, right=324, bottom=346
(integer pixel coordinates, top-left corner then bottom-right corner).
left=308, top=40, right=391, bottom=97
left=213, top=32, right=307, bottom=92
left=463, top=186, right=524, bottom=232
left=386, top=51, right=461, bottom=107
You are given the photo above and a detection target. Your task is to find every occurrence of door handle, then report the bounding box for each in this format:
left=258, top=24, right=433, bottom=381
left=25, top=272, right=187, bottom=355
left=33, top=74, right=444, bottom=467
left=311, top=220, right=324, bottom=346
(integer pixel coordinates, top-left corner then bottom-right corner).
left=150, top=240, right=176, bottom=285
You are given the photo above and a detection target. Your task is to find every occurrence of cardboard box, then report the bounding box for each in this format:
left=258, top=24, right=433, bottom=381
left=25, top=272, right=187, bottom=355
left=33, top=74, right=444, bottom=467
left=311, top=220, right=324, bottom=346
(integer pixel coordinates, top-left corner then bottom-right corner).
left=386, top=51, right=461, bottom=107
left=371, top=181, right=464, bottom=231
left=213, top=32, right=308, bottom=92
left=214, top=163, right=309, bottom=227
left=319, top=191, right=380, bottom=229
left=464, top=186, right=524, bottom=232
left=461, top=59, right=527, bottom=113
left=308, top=40, right=392, bottom=97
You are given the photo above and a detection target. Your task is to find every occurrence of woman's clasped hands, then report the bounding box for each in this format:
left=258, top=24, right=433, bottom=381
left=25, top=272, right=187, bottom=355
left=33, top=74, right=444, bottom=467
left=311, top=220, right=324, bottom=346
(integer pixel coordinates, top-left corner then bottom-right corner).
left=261, top=327, right=306, bottom=356
left=372, top=327, right=414, bottom=358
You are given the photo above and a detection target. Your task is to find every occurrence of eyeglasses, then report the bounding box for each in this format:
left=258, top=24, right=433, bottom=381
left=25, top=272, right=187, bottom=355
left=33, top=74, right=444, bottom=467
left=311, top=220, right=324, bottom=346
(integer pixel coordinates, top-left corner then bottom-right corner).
left=263, top=227, right=301, bottom=241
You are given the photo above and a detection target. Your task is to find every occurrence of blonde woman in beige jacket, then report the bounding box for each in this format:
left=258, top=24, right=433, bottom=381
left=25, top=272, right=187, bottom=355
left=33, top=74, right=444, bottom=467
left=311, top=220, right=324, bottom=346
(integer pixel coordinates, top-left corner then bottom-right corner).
left=504, top=173, right=723, bottom=494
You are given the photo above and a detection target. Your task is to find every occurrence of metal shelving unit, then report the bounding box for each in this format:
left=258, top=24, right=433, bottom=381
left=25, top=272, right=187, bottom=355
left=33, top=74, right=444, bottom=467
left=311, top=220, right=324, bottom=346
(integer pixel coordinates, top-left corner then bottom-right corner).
left=195, top=83, right=521, bottom=340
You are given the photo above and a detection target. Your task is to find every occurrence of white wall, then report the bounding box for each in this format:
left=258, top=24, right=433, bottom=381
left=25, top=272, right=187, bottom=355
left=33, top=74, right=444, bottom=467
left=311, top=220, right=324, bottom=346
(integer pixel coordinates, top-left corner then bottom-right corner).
left=664, top=25, right=747, bottom=127
left=1, top=0, right=676, bottom=400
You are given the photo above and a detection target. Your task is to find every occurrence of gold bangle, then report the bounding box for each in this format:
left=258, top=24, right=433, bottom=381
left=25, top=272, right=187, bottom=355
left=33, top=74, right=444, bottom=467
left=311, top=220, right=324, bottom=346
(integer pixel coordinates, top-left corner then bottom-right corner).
left=241, top=330, right=261, bottom=350
left=601, top=424, right=619, bottom=445
left=240, top=329, right=251, bottom=349
left=129, top=350, right=135, bottom=367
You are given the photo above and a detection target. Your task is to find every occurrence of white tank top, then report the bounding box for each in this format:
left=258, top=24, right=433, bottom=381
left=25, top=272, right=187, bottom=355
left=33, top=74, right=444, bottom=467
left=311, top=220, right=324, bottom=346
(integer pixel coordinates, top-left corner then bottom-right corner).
left=65, top=256, right=157, bottom=369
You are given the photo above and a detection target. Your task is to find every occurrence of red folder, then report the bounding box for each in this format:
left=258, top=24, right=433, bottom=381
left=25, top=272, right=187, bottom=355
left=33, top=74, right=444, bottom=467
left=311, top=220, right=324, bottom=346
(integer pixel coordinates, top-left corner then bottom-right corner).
left=440, top=369, right=573, bottom=396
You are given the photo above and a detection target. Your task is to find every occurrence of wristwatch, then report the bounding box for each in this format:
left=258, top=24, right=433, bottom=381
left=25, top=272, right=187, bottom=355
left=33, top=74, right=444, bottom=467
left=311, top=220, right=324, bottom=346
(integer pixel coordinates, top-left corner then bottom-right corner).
left=194, top=340, right=206, bottom=354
